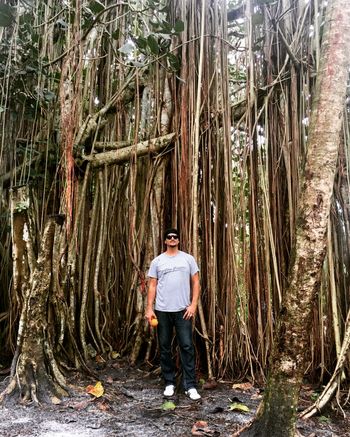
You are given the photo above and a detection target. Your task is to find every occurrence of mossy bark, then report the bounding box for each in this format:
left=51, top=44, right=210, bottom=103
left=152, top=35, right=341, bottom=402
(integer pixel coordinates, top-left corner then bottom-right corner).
left=244, top=375, right=301, bottom=437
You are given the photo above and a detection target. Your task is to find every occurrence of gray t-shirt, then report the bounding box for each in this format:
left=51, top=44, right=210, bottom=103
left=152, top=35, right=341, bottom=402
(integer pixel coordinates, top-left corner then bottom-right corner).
left=148, top=250, right=199, bottom=312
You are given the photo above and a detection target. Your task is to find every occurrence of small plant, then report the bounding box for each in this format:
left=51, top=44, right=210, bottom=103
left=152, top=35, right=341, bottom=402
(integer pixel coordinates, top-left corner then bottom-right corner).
left=310, top=392, right=319, bottom=401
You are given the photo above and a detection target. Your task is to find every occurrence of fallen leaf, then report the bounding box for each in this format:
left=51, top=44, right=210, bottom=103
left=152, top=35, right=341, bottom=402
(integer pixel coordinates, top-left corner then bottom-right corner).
left=51, top=396, right=61, bottom=405
left=229, top=402, right=250, bottom=413
left=232, top=382, right=253, bottom=391
left=161, top=400, right=176, bottom=411
left=194, top=421, right=208, bottom=427
left=95, top=355, right=105, bottom=363
left=86, top=381, right=104, bottom=398
left=111, top=351, right=120, bottom=359
left=191, top=420, right=211, bottom=435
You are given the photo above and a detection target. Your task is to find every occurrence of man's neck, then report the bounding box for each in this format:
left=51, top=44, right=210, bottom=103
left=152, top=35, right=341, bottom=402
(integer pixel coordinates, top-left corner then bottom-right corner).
left=165, top=247, right=179, bottom=256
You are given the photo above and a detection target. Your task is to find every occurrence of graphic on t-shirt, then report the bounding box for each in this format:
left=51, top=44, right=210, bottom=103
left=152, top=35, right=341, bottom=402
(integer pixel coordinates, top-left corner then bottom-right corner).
left=159, top=266, right=188, bottom=276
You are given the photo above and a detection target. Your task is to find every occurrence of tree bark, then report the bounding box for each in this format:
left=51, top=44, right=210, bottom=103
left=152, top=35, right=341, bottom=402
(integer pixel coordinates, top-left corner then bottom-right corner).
left=1, top=216, right=67, bottom=404
left=240, top=0, right=350, bottom=435
left=83, top=133, right=175, bottom=168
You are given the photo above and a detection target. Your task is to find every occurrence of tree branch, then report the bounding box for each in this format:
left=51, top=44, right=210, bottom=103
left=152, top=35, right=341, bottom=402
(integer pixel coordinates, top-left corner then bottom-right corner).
left=82, top=133, right=175, bottom=167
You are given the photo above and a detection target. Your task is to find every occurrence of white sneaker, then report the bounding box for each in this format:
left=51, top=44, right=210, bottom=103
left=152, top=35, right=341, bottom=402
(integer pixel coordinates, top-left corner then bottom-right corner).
left=185, top=388, right=201, bottom=400
left=163, top=385, right=175, bottom=397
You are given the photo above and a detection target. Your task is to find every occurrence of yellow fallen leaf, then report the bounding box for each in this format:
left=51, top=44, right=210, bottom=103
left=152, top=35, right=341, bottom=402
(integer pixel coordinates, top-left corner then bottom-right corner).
left=229, top=402, right=250, bottom=413
left=111, top=351, right=120, bottom=359
left=86, top=381, right=104, bottom=398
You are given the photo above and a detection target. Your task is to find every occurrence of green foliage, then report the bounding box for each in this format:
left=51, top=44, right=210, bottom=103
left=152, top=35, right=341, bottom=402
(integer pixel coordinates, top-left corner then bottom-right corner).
left=14, top=201, right=29, bottom=213
left=88, top=0, right=105, bottom=15
left=161, top=400, right=176, bottom=411
left=229, top=66, right=246, bottom=81
left=0, top=4, right=15, bottom=27
left=310, top=392, right=319, bottom=401
left=0, top=4, right=58, bottom=115
left=147, top=35, right=160, bottom=55
left=167, top=53, right=180, bottom=71
left=112, top=29, right=120, bottom=40
left=112, top=0, right=184, bottom=72
left=131, top=21, right=183, bottom=72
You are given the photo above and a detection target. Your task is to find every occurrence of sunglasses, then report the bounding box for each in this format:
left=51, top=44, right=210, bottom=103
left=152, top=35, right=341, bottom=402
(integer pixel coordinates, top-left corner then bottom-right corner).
left=166, top=234, right=179, bottom=240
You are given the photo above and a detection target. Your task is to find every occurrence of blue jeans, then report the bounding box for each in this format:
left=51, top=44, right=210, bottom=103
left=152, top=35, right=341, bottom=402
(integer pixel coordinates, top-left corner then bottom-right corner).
left=155, top=310, right=196, bottom=390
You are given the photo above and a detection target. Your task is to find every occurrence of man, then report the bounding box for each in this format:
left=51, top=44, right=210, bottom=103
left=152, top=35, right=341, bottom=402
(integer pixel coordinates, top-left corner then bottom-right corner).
left=145, top=228, right=201, bottom=400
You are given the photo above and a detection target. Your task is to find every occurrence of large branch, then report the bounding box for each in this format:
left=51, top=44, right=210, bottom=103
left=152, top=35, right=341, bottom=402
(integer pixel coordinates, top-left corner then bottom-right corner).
left=83, top=133, right=175, bottom=168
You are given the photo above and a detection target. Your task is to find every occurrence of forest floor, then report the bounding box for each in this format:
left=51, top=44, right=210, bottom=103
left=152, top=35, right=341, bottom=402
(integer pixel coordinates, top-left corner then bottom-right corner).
left=0, top=358, right=348, bottom=437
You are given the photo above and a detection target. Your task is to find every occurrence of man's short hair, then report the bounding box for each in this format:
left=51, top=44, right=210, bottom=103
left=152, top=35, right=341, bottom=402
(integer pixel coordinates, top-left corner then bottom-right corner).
left=164, top=228, right=179, bottom=240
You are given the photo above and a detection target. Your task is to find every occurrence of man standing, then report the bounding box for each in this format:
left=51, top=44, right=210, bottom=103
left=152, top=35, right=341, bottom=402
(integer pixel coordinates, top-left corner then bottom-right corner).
left=145, top=228, right=201, bottom=400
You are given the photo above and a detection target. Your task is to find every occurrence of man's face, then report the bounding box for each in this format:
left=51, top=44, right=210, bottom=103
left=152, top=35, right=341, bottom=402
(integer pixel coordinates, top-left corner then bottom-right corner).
left=165, top=233, right=179, bottom=248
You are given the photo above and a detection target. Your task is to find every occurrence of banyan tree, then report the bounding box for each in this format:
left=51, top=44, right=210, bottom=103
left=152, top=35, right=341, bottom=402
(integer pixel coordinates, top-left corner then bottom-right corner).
left=0, top=0, right=349, bottom=433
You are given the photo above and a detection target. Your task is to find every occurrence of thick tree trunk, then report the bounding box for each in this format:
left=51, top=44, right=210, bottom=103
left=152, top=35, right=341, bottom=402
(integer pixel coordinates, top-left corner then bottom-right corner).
left=241, top=0, right=350, bottom=435
left=1, top=216, right=67, bottom=404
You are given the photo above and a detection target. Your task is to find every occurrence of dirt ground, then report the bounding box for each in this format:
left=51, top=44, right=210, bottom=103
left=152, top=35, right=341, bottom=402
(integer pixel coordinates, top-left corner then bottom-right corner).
left=0, top=359, right=348, bottom=437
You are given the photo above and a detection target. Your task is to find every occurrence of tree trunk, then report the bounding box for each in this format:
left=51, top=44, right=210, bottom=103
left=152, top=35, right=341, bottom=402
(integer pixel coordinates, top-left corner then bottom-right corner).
left=240, top=0, right=350, bottom=435
left=1, top=216, right=67, bottom=404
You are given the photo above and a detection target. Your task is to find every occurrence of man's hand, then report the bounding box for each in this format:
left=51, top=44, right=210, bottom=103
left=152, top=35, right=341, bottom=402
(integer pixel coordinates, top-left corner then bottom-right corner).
left=184, top=303, right=197, bottom=320
left=184, top=272, right=200, bottom=320
left=145, top=308, right=156, bottom=324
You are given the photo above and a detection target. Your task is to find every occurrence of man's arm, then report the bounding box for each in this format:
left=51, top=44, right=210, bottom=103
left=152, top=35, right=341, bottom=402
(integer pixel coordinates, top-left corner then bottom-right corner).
left=184, top=272, right=200, bottom=320
left=145, top=277, right=157, bottom=323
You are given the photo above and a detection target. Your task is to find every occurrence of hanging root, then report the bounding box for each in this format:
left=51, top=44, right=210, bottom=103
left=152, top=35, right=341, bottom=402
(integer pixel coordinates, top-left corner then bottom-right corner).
left=300, top=307, right=350, bottom=419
